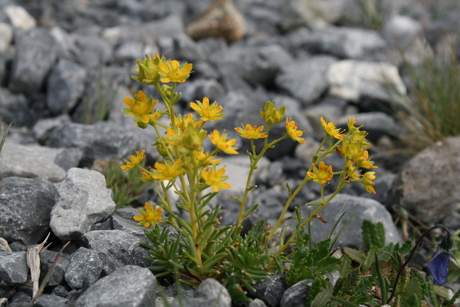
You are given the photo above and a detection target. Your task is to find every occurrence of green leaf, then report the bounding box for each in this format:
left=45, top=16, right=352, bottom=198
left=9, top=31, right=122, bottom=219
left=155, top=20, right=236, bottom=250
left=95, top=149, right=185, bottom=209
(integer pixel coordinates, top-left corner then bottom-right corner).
left=338, top=254, right=352, bottom=278
left=311, top=285, right=333, bottom=307
left=362, top=220, right=385, bottom=251
left=343, top=247, right=364, bottom=264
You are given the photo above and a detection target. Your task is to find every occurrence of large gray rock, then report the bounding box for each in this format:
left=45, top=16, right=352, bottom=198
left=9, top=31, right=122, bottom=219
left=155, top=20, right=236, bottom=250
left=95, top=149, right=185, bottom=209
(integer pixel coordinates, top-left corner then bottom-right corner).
left=9, top=28, right=58, bottom=95
left=252, top=274, right=287, bottom=307
left=75, top=265, right=157, bottom=307
left=308, top=194, right=401, bottom=249
left=275, top=56, right=337, bottom=105
left=81, top=230, right=150, bottom=274
left=0, top=142, right=79, bottom=182
left=0, top=177, right=57, bottom=245
left=170, top=278, right=231, bottom=307
left=65, top=247, right=103, bottom=290
left=381, top=15, right=423, bottom=50
left=46, top=59, right=86, bottom=115
left=0, top=251, right=28, bottom=286
left=50, top=168, right=116, bottom=240
left=393, top=137, right=460, bottom=223
left=0, top=88, right=29, bottom=127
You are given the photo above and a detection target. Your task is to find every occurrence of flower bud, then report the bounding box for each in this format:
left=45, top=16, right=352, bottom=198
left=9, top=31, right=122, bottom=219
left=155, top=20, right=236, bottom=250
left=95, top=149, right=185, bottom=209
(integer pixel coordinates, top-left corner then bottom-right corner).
left=260, top=101, right=285, bottom=125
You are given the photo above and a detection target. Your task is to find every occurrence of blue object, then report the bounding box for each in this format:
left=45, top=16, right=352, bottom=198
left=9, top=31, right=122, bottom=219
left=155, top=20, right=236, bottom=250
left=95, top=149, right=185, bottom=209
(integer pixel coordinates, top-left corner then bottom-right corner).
left=429, top=252, right=451, bottom=286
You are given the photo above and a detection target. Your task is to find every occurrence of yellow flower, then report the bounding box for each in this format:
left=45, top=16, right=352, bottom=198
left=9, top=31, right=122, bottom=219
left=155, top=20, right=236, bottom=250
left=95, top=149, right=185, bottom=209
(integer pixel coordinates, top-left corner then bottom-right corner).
left=320, top=117, right=344, bottom=139
left=133, top=202, right=163, bottom=228
left=121, top=150, right=145, bottom=172
left=235, top=124, right=268, bottom=139
left=190, top=97, right=224, bottom=121
left=175, top=114, right=202, bottom=132
left=286, top=117, right=306, bottom=143
left=201, top=167, right=231, bottom=192
left=209, top=130, right=238, bottom=154
left=347, top=116, right=363, bottom=134
left=151, top=159, right=186, bottom=180
left=123, top=91, right=158, bottom=124
left=260, top=101, right=285, bottom=125
left=159, top=60, right=193, bottom=83
left=132, top=53, right=166, bottom=85
left=338, top=140, right=365, bottom=160
left=356, top=150, right=378, bottom=169
left=192, top=151, right=222, bottom=167
left=361, top=171, right=377, bottom=194
left=307, top=161, right=333, bottom=184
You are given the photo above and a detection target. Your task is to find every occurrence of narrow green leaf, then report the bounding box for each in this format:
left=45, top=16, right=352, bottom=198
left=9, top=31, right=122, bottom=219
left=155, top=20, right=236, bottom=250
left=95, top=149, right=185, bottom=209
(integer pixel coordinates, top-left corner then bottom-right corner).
left=311, top=285, right=333, bottom=307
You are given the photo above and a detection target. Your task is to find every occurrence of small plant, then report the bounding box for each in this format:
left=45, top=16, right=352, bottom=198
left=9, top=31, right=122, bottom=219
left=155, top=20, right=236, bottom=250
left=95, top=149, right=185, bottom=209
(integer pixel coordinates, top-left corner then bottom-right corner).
left=120, top=53, right=379, bottom=302
left=395, top=43, right=460, bottom=151
left=354, top=0, right=391, bottom=30
left=101, top=159, right=150, bottom=208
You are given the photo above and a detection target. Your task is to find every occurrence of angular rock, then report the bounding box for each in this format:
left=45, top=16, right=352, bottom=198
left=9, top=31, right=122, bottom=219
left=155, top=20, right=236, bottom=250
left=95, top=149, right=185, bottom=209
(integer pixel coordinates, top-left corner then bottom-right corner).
left=251, top=274, right=287, bottom=307
left=195, top=278, right=231, bottom=307
left=46, top=59, right=86, bottom=115
left=33, top=294, right=69, bottom=307
left=0, top=142, right=70, bottom=181
left=280, top=279, right=313, bottom=307
left=288, top=26, right=386, bottom=59
left=381, top=15, right=423, bottom=50
left=111, top=208, right=147, bottom=238
left=0, top=252, right=28, bottom=286
left=393, top=137, right=460, bottom=223
left=47, top=122, right=141, bottom=166
left=0, top=22, right=13, bottom=52
left=81, top=230, right=150, bottom=274
left=9, top=28, right=58, bottom=95
left=73, top=34, right=113, bottom=68
left=275, top=56, right=337, bottom=105
left=327, top=60, right=406, bottom=102
left=50, top=168, right=116, bottom=241
left=0, top=177, right=57, bottom=245
left=39, top=250, right=70, bottom=287
left=65, top=247, right=103, bottom=290
left=0, top=88, right=29, bottom=127
left=75, top=265, right=156, bottom=307
left=4, top=5, right=37, bottom=31
left=309, top=194, right=401, bottom=249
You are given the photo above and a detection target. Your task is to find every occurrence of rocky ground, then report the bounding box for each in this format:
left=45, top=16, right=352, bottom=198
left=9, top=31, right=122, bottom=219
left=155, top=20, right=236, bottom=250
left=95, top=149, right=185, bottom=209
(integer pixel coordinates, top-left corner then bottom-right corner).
left=1, top=0, right=460, bottom=306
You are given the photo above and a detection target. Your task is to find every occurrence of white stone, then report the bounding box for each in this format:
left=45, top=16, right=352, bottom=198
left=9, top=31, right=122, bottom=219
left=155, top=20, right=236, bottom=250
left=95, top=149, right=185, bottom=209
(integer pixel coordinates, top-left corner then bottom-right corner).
left=0, top=23, right=13, bottom=52
left=327, top=60, right=406, bottom=102
left=5, top=5, right=36, bottom=30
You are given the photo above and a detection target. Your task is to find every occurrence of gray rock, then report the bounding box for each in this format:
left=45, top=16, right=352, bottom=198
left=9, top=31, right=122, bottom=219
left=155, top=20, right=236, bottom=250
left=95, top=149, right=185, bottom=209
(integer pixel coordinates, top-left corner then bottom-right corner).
left=327, top=60, right=406, bottom=102
left=280, top=279, right=313, bottom=307
left=50, top=168, right=116, bottom=240
left=0, top=252, right=28, bottom=286
left=114, top=41, right=145, bottom=64
left=287, top=0, right=348, bottom=29
left=393, top=137, right=460, bottom=224
left=65, top=247, right=103, bottom=290
left=275, top=56, right=337, bottom=105
left=381, top=15, right=423, bottom=50
left=73, top=34, right=113, bottom=68
left=252, top=274, right=287, bottom=307
left=32, top=114, right=72, bottom=143
left=288, top=26, right=386, bottom=59
left=248, top=298, right=267, bottom=307
left=0, top=177, right=56, bottom=245
left=39, top=250, right=70, bottom=287
left=309, top=194, right=401, bottom=249
left=33, top=294, right=69, bottom=307
left=47, top=122, right=140, bottom=166
left=337, top=112, right=399, bottom=143
left=75, top=265, right=156, bottom=307
left=46, top=59, right=86, bottom=115
left=173, top=33, right=206, bottom=62
left=9, top=28, right=58, bottom=95
left=82, top=230, right=150, bottom=274
left=0, top=142, right=69, bottom=181
left=178, top=79, right=225, bottom=104
left=195, top=278, right=231, bottom=307
left=0, top=88, right=29, bottom=127
left=111, top=208, right=147, bottom=238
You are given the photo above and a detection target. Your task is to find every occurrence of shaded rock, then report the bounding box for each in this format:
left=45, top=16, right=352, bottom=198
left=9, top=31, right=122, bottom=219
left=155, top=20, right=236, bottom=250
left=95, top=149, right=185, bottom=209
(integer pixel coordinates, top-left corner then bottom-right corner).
left=73, top=34, right=113, bottom=68
left=65, top=247, right=103, bottom=290
left=111, top=208, right=147, bottom=238
left=288, top=26, right=386, bottom=59
left=33, top=294, right=69, bottom=307
left=251, top=274, right=287, bottom=307
left=327, top=60, right=406, bottom=102
left=381, top=15, right=423, bottom=50
left=4, top=5, right=36, bottom=31
left=32, top=114, right=72, bottom=144
left=81, top=230, right=150, bottom=274
left=0, top=251, right=28, bottom=286
left=39, top=250, right=70, bottom=287
left=186, top=0, right=246, bottom=43
left=75, top=265, right=156, bottom=307
left=280, top=279, right=313, bottom=307
left=0, top=177, right=57, bottom=245
left=9, top=28, right=58, bottom=95
left=171, top=278, right=231, bottom=307
left=50, top=168, right=116, bottom=241
left=309, top=194, right=400, bottom=249
left=393, top=137, right=460, bottom=224
left=0, top=142, right=70, bottom=181
left=0, top=88, right=29, bottom=127
left=275, top=56, right=337, bottom=106
left=47, top=122, right=141, bottom=166
left=46, top=59, right=86, bottom=115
